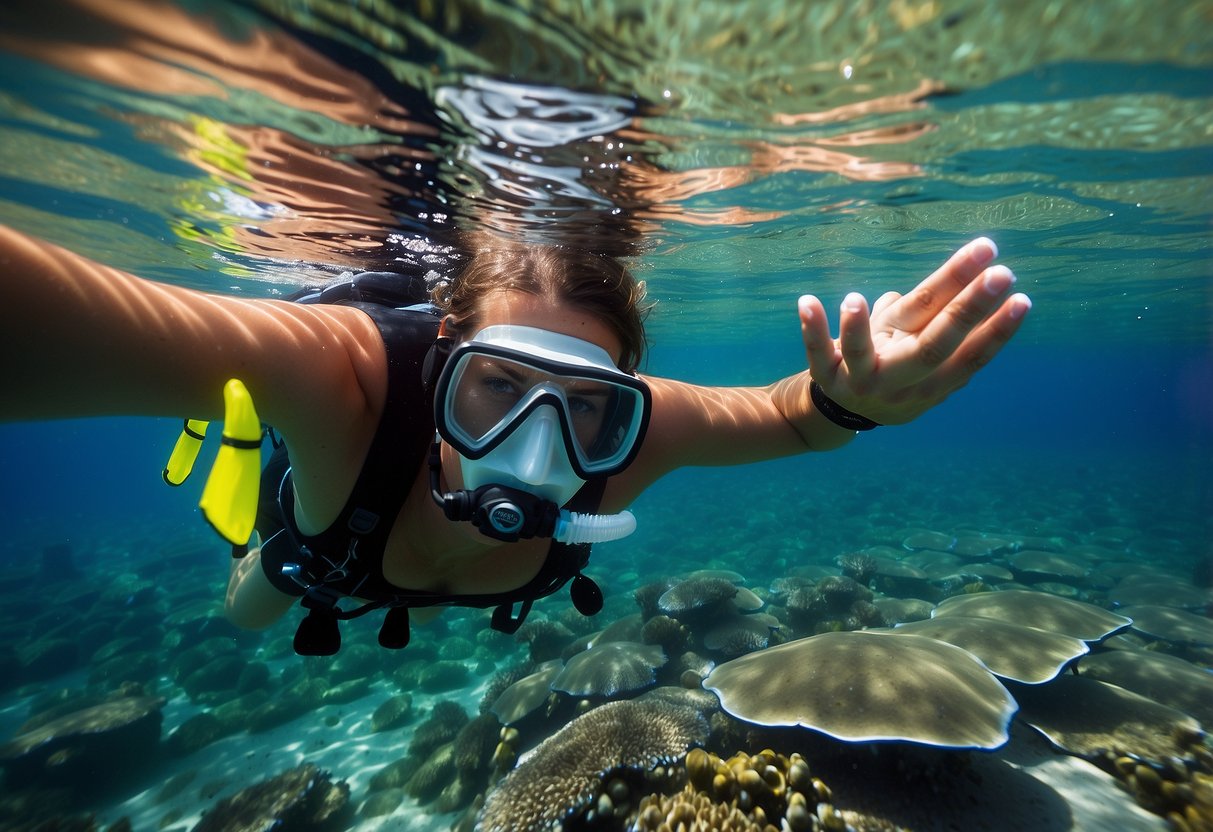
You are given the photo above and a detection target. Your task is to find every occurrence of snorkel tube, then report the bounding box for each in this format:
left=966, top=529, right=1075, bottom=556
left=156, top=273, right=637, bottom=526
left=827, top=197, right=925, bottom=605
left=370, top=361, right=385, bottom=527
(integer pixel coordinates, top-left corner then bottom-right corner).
left=554, top=509, right=637, bottom=544
left=427, top=440, right=636, bottom=545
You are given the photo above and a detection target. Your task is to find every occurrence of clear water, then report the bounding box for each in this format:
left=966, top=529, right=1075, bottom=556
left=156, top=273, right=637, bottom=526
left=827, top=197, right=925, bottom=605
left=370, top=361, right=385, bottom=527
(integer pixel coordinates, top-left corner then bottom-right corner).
left=0, top=1, right=1210, bottom=830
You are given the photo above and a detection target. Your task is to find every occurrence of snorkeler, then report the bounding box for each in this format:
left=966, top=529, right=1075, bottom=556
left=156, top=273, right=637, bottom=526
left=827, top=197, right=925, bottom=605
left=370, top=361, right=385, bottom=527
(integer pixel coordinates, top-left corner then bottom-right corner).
left=0, top=226, right=1029, bottom=653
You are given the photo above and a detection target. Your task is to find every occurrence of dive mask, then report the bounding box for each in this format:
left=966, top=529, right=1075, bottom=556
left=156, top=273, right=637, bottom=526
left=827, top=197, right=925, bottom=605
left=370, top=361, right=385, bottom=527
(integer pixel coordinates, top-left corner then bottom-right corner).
left=433, top=325, right=651, bottom=505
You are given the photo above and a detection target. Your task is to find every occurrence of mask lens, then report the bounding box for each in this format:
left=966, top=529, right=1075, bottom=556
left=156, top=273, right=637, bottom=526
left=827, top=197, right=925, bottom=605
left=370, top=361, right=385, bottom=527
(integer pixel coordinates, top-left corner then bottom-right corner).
left=442, top=350, right=646, bottom=475
left=448, top=353, right=529, bottom=444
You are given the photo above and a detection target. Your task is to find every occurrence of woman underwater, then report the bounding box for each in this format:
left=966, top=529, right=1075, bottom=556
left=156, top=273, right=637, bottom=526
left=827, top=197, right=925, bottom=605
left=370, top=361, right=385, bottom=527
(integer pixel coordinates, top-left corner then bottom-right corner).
left=0, top=1, right=1030, bottom=653
left=0, top=224, right=1029, bottom=653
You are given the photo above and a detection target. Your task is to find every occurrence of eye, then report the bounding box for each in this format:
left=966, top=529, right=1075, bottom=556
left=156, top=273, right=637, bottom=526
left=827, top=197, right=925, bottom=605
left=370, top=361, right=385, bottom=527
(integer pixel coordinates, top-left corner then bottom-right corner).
left=567, top=396, right=598, bottom=416
left=483, top=376, right=518, bottom=396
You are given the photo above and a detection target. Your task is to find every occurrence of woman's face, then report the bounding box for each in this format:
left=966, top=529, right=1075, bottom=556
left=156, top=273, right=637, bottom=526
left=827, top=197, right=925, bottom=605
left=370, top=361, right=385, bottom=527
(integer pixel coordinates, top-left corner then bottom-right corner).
left=436, top=289, right=626, bottom=500
left=457, top=289, right=625, bottom=453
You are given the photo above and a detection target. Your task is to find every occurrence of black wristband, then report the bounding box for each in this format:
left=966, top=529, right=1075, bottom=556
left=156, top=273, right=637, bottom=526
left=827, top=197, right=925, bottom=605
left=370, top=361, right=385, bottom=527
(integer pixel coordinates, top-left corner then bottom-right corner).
left=810, top=381, right=881, bottom=431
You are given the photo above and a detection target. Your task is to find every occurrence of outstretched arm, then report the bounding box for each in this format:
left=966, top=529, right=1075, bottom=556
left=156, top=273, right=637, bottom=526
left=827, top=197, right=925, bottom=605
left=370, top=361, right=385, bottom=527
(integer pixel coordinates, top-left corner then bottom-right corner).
left=609, top=238, right=1029, bottom=504
left=0, top=225, right=382, bottom=426
left=0, top=226, right=390, bottom=528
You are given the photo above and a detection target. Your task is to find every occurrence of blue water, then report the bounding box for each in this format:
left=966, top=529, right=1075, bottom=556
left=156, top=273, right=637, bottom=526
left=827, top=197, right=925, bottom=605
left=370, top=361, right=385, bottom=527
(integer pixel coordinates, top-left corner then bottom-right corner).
left=0, top=1, right=1210, bottom=829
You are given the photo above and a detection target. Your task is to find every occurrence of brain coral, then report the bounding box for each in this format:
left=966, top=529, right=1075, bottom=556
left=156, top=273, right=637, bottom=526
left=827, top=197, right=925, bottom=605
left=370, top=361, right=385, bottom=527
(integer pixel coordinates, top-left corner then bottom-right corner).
left=658, top=577, right=739, bottom=618
left=477, top=698, right=708, bottom=831
left=550, top=642, right=667, bottom=697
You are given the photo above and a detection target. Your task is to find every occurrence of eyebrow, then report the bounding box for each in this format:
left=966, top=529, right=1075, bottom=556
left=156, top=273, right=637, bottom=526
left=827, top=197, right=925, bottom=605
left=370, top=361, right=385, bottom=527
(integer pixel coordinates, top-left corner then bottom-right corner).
left=488, top=361, right=611, bottom=397
left=566, top=386, right=611, bottom=398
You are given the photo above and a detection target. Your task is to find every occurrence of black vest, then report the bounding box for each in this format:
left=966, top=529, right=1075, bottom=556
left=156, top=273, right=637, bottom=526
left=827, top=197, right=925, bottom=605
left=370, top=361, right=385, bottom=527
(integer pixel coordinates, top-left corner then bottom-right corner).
left=253, top=287, right=604, bottom=653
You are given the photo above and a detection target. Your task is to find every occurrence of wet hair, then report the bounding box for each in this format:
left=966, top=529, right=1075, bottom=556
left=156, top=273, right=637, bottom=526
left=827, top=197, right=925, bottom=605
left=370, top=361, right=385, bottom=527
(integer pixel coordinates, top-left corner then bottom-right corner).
left=433, top=231, right=651, bottom=373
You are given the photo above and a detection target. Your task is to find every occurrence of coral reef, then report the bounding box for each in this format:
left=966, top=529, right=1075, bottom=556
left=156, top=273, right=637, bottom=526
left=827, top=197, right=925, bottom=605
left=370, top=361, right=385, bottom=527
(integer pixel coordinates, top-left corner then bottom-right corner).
left=631, top=748, right=906, bottom=832
left=0, top=695, right=165, bottom=792
left=551, top=642, right=667, bottom=697
left=641, top=615, right=690, bottom=655
left=1077, top=649, right=1213, bottom=726
left=488, top=660, right=561, bottom=725
left=889, top=616, right=1089, bottom=684
left=1010, top=549, right=1089, bottom=582
left=190, top=763, right=350, bottom=832
left=409, top=701, right=469, bottom=760
left=1121, top=605, right=1213, bottom=646
left=932, top=590, right=1131, bottom=641
left=1013, top=674, right=1205, bottom=765
left=364, top=703, right=498, bottom=817
left=633, top=581, right=673, bottom=620
left=1112, top=755, right=1213, bottom=832
left=478, top=698, right=709, bottom=831
left=479, top=661, right=538, bottom=714
left=782, top=578, right=880, bottom=635
left=417, top=660, right=472, bottom=693
left=704, top=630, right=1016, bottom=749
left=871, top=597, right=933, bottom=625
left=836, top=552, right=878, bottom=587
left=370, top=693, right=414, bottom=732
left=593, top=613, right=648, bottom=644
left=812, top=576, right=867, bottom=613
left=516, top=619, right=576, bottom=663
left=659, top=577, right=740, bottom=622
left=702, top=614, right=779, bottom=658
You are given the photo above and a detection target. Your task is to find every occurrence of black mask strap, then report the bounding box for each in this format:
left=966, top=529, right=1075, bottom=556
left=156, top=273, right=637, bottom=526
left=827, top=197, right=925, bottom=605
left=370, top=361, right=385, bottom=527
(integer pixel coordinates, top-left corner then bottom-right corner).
left=422, top=336, right=454, bottom=397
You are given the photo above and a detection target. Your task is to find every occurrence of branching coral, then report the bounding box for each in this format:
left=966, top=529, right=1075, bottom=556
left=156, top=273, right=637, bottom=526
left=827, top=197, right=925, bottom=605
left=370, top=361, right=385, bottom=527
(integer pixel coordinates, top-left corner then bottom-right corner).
left=631, top=748, right=905, bottom=832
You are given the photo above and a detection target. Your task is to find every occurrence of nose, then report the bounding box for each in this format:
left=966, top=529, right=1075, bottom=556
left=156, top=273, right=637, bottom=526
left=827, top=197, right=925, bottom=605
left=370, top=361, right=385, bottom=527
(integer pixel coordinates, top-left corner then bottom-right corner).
left=513, top=405, right=561, bottom=485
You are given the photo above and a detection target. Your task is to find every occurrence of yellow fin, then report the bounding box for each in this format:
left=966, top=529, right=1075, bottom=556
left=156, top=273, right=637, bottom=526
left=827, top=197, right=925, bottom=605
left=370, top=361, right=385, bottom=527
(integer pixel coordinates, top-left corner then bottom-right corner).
left=199, top=379, right=262, bottom=546
left=162, top=418, right=209, bottom=486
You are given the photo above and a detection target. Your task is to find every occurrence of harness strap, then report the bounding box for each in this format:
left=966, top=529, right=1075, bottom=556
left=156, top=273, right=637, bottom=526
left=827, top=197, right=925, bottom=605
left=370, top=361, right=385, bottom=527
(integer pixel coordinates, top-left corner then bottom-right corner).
left=267, top=448, right=606, bottom=653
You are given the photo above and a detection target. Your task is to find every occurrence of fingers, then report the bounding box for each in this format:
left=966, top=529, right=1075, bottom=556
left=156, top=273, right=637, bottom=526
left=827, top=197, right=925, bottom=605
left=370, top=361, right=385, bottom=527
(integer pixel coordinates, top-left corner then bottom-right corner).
left=800, top=292, right=881, bottom=390
left=932, top=291, right=1032, bottom=392
left=911, top=264, right=1017, bottom=373
left=838, top=292, right=876, bottom=384
left=885, top=237, right=999, bottom=333
left=872, top=290, right=901, bottom=318
left=798, top=294, right=839, bottom=380
left=795, top=240, right=1029, bottom=427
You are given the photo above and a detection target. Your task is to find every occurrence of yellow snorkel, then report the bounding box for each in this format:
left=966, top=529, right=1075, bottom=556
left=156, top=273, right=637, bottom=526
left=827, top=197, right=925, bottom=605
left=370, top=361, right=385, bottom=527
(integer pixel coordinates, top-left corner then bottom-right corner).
left=162, top=419, right=210, bottom=486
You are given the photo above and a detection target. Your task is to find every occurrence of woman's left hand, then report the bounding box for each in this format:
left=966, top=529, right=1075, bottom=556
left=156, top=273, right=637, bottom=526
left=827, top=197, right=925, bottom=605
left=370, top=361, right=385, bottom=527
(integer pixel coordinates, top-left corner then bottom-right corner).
left=798, top=237, right=1031, bottom=426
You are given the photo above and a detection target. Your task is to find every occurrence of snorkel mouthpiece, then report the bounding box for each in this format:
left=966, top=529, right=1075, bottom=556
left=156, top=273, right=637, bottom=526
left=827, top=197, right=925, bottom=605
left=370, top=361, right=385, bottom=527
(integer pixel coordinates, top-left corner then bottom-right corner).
left=428, top=440, right=637, bottom=545
left=470, top=484, right=560, bottom=542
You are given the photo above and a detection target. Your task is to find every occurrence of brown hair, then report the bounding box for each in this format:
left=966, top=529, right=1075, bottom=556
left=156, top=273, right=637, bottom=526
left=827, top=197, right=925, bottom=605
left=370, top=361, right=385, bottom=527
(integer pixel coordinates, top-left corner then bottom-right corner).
left=433, top=231, right=651, bottom=373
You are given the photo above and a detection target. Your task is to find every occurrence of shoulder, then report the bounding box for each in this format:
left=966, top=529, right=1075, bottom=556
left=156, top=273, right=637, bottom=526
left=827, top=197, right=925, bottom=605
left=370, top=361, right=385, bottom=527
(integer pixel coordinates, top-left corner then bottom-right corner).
left=270, top=302, right=442, bottom=532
